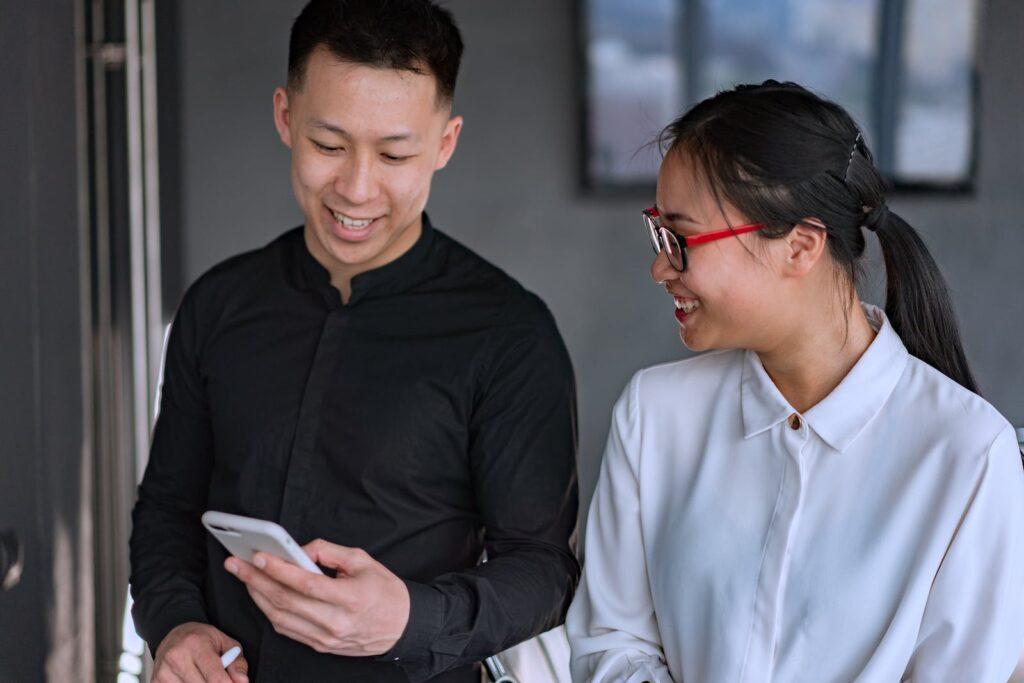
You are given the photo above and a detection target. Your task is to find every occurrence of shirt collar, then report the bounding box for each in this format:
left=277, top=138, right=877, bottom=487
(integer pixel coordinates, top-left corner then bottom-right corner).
left=287, top=212, right=440, bottom=307
left=741, top=303, right=909, bottom=452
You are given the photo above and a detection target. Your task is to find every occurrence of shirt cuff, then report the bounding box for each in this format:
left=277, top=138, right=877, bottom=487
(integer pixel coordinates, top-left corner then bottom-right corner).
left=133, top=597, right=209, bottom=655
left=378, top=579, right=445, bottom=665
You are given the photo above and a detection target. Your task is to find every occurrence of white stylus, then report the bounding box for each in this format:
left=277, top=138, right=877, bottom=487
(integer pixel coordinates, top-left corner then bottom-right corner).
left=220, top=646, right=242, bottom=668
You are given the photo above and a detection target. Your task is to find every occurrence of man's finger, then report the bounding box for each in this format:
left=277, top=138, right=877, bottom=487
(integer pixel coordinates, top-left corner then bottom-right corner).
left=163, top=648, right=203, bottom=683
left=248, top=585, right=339, bottom=646
left=226, top=656, right=250, bottom=683
left=223, top=648, right=249, bottom=683
left=229, top=557, right=334, bottom=626
left=208, top=628, right=243, bottom=656
left=253, top=551, right=335, bottom=603
left=194, top=645, right=233, bottom=683
left=302, top=539, right=372, bottom=575
left=201, top=627, right=246, bottom=683
left=177, top=659, right=207, bottom=683
left=152, top=668, right=186, bottom=683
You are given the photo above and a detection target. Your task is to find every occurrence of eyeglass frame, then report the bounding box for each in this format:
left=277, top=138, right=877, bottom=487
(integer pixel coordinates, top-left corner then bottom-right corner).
left=643, top=206, right=764, bottom=272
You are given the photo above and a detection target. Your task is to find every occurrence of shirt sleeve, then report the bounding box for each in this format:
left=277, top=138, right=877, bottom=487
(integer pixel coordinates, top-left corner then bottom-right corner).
left=379, top=298, right=581, bottom=682
left=128, top=290, right=213, bottom=654
left=903, top=424, right=1024, bottom=682
left=566, top=372, right=674, bottom=683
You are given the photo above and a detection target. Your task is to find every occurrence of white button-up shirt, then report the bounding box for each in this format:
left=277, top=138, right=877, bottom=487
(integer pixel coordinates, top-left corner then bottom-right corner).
left=568, top=305, right=1024, bottom=682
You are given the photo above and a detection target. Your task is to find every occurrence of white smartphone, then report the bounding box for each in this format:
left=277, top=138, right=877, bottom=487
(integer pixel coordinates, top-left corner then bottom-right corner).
left=202, top=511, right=323, bottom=575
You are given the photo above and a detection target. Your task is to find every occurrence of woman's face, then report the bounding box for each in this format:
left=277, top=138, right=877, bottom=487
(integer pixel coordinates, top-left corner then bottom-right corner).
left=651, top=150, right=798, bottom=353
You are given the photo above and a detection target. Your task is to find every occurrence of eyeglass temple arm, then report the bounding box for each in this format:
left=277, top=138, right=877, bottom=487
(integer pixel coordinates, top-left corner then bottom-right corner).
left=683, top=223, right=762, bottom=246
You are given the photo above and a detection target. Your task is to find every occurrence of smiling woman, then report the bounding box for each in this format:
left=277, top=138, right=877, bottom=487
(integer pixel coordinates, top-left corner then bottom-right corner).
left=566, top=81, right=1024, bottom=682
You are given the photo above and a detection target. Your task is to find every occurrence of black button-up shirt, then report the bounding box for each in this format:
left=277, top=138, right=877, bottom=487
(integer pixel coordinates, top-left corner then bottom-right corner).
left=129, top=216, right=580, bottom=682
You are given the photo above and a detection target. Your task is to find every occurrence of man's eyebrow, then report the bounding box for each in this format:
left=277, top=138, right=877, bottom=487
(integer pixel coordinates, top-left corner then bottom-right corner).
left=309, top=119, right=417, bottom=143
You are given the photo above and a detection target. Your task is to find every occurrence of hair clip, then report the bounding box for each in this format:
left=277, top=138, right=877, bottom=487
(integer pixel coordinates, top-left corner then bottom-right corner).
left=843, top=132, right=862, bottom=181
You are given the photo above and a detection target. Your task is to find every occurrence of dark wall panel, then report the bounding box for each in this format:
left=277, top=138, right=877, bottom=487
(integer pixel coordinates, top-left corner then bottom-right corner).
left=0, top=1, right=91, bottom=681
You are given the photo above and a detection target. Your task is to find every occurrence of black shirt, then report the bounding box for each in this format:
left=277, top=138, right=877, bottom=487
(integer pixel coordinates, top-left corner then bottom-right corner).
left=129, top=216, right=580, bottom=682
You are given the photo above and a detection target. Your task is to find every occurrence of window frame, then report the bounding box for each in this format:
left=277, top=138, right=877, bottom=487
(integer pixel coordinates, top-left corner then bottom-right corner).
left=576, top=0, right=980, bottom=196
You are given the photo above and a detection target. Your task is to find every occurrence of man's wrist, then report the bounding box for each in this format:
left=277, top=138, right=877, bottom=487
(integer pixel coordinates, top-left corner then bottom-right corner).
left=378, top=579, right=445, bottom=665
left=136, top=599, right=209, bottom=656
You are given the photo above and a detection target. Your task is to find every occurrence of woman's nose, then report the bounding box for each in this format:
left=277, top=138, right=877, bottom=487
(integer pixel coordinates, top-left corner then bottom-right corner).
left=650, top=249, right=678, bottom=285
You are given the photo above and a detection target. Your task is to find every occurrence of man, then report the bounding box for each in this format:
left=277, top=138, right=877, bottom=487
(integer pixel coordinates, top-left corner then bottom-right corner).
left=128, top=1, right=579, bottom=681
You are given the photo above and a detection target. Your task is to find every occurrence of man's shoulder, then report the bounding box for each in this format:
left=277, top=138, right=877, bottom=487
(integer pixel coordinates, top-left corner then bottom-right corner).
left=432, top=229, right=549, bottom=320
left=181, top=227, right=299, bottom=308
left=430, top=230, right=567, bottom=367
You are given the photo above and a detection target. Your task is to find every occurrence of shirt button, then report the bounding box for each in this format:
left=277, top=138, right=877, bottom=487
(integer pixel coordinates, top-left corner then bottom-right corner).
left=789, top=413, right=802, bottom=430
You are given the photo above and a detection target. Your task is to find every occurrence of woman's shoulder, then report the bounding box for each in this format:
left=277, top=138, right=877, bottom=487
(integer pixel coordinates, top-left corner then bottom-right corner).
left=628, top=348, right=744, bottom=402
left=894, top=355, right=1015, bottom=455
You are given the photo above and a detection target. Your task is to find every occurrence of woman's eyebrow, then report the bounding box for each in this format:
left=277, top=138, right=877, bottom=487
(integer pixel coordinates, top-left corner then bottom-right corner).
left=656, top=206, right=700, bottom=224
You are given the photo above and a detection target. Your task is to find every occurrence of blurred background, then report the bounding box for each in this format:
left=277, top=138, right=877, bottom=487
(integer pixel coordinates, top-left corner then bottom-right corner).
left=2, top=0, right=1022, bottom=680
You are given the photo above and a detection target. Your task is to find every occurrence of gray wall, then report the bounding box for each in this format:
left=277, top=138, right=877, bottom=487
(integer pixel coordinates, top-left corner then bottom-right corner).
left=172, top=0, right=1024, bottom=512
left=0, top=2, right=93, bottom=681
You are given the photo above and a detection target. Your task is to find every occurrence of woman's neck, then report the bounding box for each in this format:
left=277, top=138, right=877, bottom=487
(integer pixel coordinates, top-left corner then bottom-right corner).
left=757, top=297, right=878, bottom=414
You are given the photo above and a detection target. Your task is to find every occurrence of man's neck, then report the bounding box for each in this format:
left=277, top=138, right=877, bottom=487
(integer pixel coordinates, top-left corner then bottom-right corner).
left=303, top=218, right=423, bottom=304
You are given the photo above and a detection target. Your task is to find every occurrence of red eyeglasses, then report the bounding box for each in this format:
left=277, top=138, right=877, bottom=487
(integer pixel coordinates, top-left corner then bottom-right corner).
left=642, top=206, right=764, bottom=272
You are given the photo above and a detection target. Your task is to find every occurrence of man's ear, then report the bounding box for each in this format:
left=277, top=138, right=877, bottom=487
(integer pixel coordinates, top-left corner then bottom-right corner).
left=273, top=87, right=293, bottom=149
left=781, top=218, right=828, bottom=277
left=434, top=115, right=463, bottom=171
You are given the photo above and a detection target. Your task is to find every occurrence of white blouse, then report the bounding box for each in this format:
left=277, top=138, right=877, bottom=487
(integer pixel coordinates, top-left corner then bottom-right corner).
left=567, top=305, right=1024, bottom=682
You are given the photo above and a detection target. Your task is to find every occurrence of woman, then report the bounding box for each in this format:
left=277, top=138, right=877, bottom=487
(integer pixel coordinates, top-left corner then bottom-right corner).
left=566, top=81, right=1024, bottom=682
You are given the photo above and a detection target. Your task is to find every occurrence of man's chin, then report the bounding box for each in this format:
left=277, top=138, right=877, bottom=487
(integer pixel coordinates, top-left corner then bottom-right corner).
left=309, top=213, right=421, bottom=274
left=324, top=240, right=388, bottom=269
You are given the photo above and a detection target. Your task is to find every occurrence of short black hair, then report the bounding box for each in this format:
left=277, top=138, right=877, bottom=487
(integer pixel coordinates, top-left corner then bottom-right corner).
left=287, top=0, right=464, bottom=104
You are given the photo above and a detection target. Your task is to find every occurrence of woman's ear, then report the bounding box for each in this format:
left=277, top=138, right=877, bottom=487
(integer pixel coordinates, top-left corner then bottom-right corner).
left=781, top=218, right=828, bottom=277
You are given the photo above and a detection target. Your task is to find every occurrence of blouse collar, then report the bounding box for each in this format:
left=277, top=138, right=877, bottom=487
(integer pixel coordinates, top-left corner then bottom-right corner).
left=741, top=303, right=910, bottom=453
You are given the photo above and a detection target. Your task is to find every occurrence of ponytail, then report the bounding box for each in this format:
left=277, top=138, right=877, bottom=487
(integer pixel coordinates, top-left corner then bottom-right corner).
left=867, top=206, right=979, bottom=393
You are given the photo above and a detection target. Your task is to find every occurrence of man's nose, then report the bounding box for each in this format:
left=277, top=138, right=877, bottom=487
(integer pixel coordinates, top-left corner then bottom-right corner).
left=334, top=155, right=379, bottom=205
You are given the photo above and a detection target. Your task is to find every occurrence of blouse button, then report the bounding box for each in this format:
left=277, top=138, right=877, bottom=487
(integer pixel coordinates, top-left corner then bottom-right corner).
left=789, top=413, right=802, bottom=430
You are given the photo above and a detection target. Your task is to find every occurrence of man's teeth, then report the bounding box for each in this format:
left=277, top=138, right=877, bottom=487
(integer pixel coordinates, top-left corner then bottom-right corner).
left=675, top=298, right=701, bottom=314
left=331, top=210, right=374, bottom=229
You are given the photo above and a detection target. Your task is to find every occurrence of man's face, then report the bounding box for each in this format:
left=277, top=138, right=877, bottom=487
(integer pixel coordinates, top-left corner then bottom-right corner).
left=273, top=48, right=462, bottom=278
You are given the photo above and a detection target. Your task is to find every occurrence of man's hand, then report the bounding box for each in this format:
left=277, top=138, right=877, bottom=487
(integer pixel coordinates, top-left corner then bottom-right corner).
left=152, top=621, right=249, bottom=683
left=224, top=539, right=411, bottom=657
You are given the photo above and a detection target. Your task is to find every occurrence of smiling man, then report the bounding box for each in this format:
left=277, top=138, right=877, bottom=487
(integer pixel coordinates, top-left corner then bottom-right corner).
left=128, top=2, right=580, bottom=681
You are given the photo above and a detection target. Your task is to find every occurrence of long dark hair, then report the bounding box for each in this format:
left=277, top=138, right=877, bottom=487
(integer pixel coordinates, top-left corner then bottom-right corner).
left=658, top=80, right=978, bottom=393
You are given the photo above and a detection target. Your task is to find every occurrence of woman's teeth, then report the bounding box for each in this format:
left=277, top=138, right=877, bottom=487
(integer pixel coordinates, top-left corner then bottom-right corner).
left=331, top=210, right=375, bottom=230
left=675, top=298, right=701, bottom=314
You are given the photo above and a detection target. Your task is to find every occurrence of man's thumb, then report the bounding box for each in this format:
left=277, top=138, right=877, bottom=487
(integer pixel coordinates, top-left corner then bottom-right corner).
left=226, top=656, right=249, bottom=683
left=208, top=628, right=247, bottom=680
left=303, top=539, right=370, bottom=575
